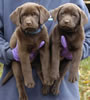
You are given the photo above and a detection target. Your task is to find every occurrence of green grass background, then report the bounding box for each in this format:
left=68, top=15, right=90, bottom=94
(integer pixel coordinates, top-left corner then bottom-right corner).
left=0, top=57, right=90, bottom=100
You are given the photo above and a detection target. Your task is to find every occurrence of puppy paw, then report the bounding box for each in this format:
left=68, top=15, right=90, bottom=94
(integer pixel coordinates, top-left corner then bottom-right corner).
left=19, top=93, right=28, bottom=100
left=68, top=73, right=78, bottom=83
left=43, top=79, right=50, bottom=85
left=51, top=85, right=59, bottom=95
left=50, top=72, right=60, bottom=80
left=24, top=79, right=35, bottom=88
left=50, top=79, right=54, bottom=85
left=43, top=78, right=54, bottom=86
left=42, top=85, right=50, bottom=95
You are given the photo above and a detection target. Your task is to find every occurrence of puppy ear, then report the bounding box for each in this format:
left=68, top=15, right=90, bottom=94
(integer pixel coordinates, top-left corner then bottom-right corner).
left=39, top=5, right=50, bottom=24
left=50, top=6, right=63, bottom=21
left=10, top=7, right=22, bottom=26
left=79, top=9, right=88, bottom=25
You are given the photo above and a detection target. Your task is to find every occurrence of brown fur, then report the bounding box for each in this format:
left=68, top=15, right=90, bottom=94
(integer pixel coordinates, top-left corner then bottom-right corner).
left=2, top=2, right=51, bottom=100
left=42, top=3, right=88, bottom=95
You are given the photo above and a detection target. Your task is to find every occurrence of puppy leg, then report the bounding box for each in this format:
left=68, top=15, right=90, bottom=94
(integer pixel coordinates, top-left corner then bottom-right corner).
left=51, top=42, right=60, bottom=80
left=10, top=32, right=17, bottom=48
left=12, top=61, right=28, bottom=100
left=36, top=66, right=51, bottom=95
left=51, top=78, right=61, bottom=95
left=33, top=57, right=51, bottom=95
left=36, top=63, right=51, bottom=95
left=19, top=51, right=35, bottom=88
left=1, top=70, right=13, bottom=85
left=51, top=59, right=71, bottom=95
left=42, top=85, right=50, bottom=95
left=40, top=43, right=52, bottom=86
left=68, top=48, right=82, bottom=83
left=50, top=33, right=60, bottom=81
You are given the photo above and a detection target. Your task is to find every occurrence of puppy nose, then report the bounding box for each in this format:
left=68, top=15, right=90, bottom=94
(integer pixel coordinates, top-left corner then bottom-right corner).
left=26, top=21, right=32, bottom=26
left=64, top=20, right=70, bottom=24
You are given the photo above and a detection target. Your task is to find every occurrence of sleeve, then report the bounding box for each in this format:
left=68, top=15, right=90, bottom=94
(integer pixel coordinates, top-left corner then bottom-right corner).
left=82, top=4, right=90, bottom=59
left=71, top=0, right=90, bottom=59
left=0, top=0, right=13, bottom=65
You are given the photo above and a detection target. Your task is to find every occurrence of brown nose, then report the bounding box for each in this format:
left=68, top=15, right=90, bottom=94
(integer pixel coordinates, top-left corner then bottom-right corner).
left=26, top=21, right=32, bottom=26
left=64, top=19, right=70, bottom=24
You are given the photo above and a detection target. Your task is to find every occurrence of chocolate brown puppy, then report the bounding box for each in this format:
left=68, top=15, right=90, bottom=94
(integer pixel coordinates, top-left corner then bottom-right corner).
left=2, top=2, right=50, bottom=100
left=42, top=3, right=88, bottom=95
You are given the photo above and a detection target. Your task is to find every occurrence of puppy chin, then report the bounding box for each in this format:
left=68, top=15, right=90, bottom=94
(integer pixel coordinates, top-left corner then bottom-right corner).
left=59, top=25, right=75, bottom=32
left=22, top=26, right=39, bottom=35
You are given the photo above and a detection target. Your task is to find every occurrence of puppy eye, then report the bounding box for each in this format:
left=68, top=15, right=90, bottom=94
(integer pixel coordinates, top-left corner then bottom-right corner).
left=22, top=15, right=26, bottom=17
left=60, top=12, right=64, bottom=15
left=31, top=13, right=34, bottom=16
left=60, top=12, right=65, bottom=16
left=32, top=13, right=39, bottom=17
left=21, top=14, right=27, bottom=18
left=72, top=14, right=77, bottom=17
left=31, top=12, right=36, bottom=16
left=21, top=15, right=26, bottom=20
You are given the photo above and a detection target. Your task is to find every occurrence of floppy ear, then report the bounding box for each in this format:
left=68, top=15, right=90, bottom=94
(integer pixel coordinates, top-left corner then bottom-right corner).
left=10, top=7, right=22, bottom=26
left=79, top=9, right=88, bottom=25
left=50, top=5, right=63, bottom=21
left=39, top=5, right=50, bottom=24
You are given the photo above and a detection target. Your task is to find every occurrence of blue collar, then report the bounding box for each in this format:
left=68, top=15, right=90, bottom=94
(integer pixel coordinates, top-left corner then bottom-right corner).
left=23, top=25, right=43, bottom=35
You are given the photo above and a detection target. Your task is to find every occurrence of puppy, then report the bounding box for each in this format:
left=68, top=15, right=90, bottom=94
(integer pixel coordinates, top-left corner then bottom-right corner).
left=42, top=3, right=88, bottom=95
left=2, top=2, right=51, bottom=100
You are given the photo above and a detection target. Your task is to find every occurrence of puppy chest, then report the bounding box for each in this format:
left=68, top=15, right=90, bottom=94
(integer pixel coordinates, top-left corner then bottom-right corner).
left=26, top=45, right=37, bottom=52
left=25, top=41, right=43, bottom=53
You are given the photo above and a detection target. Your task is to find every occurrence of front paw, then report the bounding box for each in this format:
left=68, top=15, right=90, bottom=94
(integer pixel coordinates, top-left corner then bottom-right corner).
left=51, top=83, right=60, bottom=95
left=50, top=72, right=60, bottom=80
left=43, top=78, right=53, bottom=86
left=24, top=79, right=35, bottom=88
left=68, top=72, right=78, bottom=83
left=19, top=92, right=28, bottom=100
left=19, top=95, right=28, bottom=100
left=42, top=85, right=50, bottom=95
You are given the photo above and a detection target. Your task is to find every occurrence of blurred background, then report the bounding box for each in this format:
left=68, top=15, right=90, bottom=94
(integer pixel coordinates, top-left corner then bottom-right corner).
left=0, top=0, right=90, bottom=100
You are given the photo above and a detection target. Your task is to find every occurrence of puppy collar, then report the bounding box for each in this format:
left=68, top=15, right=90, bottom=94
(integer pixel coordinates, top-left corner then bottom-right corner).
left=23, top=25, right=43, bottom=35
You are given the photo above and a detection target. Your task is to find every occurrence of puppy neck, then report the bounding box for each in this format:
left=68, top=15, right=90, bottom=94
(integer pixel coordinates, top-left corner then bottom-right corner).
left=58, top=24, right=81, bottom=35
left=21, top=25, right=43, bottom=35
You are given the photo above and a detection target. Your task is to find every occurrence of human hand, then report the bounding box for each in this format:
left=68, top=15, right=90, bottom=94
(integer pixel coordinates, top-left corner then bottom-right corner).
left=30, top=41, right=45, bottom=60
left=61, top=35, right=72, bottom=60
left=12, top=41, right=45, bottom=61
left=12, top=44, right=19, bottom=61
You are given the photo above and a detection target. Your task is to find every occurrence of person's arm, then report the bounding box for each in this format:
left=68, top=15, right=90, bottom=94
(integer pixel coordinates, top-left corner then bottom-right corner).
left=82, top=4, right=90, bottom=59
left=0, top=0, right=13, bottom=65
left=71, top=0, right=90, bottom=59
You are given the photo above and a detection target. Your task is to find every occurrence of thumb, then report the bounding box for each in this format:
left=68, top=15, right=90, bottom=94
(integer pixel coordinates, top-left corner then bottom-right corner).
left=61, top=35, right=67, bottom=48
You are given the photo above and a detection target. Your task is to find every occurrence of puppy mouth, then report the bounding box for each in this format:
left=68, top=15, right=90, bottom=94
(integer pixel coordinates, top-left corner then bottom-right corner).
left=22, top=26, right=42, bottom=35
left=24, top=28, right=37, bottom=32
left=59, top=25, right=75, bottom=32
left=23, top=28, right=38, bottom=35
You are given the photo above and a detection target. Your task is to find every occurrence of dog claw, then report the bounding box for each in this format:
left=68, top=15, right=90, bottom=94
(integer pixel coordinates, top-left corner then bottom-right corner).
left=25, top=80, right=35, bottom=88
left=51, top=85, right=59, bottom=95
left=43, top=78, right=54, bottom=86
left=42, top=86, right=50, bottom=95
left=68, top=73, right=78, bottom=83
left=19, top=94, right=28, bottom=100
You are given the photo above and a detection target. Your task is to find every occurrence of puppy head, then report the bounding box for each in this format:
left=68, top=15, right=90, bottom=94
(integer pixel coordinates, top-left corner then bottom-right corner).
left=51, top=3, right=88, bottom=30
left=10, top=2, right=49, bottom=32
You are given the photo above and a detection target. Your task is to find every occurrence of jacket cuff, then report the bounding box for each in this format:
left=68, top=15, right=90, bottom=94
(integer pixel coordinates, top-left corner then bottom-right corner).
left=6, top=48, right=14, bottom=60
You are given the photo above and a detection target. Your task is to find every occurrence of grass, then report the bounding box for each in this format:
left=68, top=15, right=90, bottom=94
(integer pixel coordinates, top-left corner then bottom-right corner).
left=79, top=57, right=90, bottom=100
left=0, top=63, right=3, bottom=77
left=0, top=57, right=90, bottom=100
